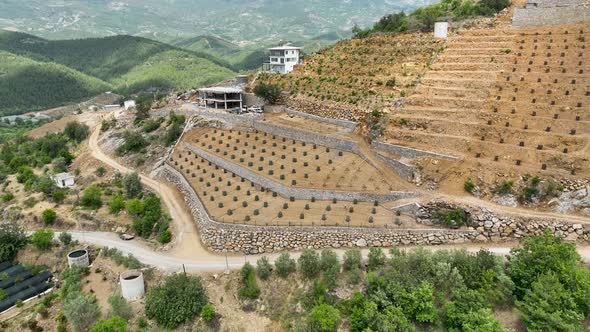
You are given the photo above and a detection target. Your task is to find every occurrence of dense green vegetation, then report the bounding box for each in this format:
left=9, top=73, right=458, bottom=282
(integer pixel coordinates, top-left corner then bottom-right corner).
left=0, top=51, right=110, bottom=115
left=353, top=0, right=511, bottom=37
left=145, top=273, right=210, bottom=329
left=0, top=31, right=235, bottom=114
left=0, top=221, right=28, bottom=262
left=249, top=232, right=589, bottom=331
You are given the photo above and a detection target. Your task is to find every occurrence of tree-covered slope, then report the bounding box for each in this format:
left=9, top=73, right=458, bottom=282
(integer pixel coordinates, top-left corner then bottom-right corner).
left=112, top=49, right=236, bottom=93
left=0, top=51, right=111, bottom=115
left=0, top=31, right=237, bottom=114
left=0, top=31, right=235, bottom=81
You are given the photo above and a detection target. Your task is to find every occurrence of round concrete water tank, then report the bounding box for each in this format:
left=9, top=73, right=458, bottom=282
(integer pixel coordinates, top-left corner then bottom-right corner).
left=434, top=22, right=449, bottom=38
left=67, top=249, right=90, bottom=268
left=120, top=270, right=145, bottom=301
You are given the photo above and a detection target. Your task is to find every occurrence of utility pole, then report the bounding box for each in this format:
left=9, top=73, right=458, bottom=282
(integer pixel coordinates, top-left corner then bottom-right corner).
left=224, top=249, right=229, bottom=275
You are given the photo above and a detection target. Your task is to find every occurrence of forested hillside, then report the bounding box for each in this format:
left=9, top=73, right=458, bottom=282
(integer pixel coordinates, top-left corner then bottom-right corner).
left=170, top=35, right=266, bottom=71
left=0, top=31, right=236, bottom=113
left=0, top=51, right=111, bottom=115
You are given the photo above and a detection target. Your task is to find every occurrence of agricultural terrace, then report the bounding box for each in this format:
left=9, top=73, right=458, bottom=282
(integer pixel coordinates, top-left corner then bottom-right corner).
left=183, top=128, right=400, bottom=193
left=166, top=125, right=424, bottom=228
left=261, top=32, right=443, bottom=121
left=385, top=24, right=589, bottom=187
left=263, top=112, right=353, bottom=138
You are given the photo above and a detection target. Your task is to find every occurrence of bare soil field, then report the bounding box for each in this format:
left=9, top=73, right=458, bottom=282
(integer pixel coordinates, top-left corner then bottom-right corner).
left=382, top=23, right=589, bottom=197
left=184, top=128, right=399, bottom=193
left=263, top=112, right=353, bottom=138
left=170, top=143, right=413, bottom=228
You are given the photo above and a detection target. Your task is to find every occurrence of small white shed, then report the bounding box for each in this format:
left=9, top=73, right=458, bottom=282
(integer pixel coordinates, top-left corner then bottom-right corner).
left=124, top=100, right=136, bottom=110
left=52, top=173, right=75, bottom=188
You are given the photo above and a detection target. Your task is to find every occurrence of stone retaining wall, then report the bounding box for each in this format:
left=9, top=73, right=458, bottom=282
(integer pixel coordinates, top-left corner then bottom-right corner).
left=525, top=0, right=587, bottom=8
left=161, top=165, right=479, bottom=254
left=374, top=152, right=416, bottom=180
left=162, top=165, right=590, bottom=254
left=285, top=108, right=358, bottom=132
left=417, top=201, right=590, bottom=242
left=371, top=141, right=458, bottom=160
left=513, top=3, right=590, bottom=26
left=184, top=143, right=415, bottom=202
left=252, top=121, right=360, bottom=153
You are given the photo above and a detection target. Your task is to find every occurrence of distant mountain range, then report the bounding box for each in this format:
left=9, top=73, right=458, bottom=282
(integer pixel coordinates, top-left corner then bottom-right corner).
left=0, top=0, right=437, bottom=43
left=0, top=0, right=439, bottom=115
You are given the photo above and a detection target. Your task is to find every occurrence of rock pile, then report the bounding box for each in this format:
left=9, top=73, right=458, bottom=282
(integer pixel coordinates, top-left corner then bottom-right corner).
left=417, top=201, right=590, bottom=243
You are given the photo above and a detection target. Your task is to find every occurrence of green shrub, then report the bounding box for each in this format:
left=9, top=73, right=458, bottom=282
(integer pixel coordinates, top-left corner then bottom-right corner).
left=145, top=273, right=208, bottom=329
left=253, top=82, right=281, bottom=104
left=63, top=292, right=100, bottom=332
left=107, top=295, right=133, bottom=320
left=521, top=186, right=539, bottom=202
left=158, top=229, right=172, bottom=244
left=1, top=192, right=14, bottom=202
left=64, top=121, right=90, bottom=143
left=201, top=304, right=215, bottom=323
left=30, top=229, right=54, bottom=250
left=275, top=252, right=296, bottom=278
left=497, top=180, right=513, bottom=194
left=238, top=262, right=260, bottom=299
left=81, top=185, right=102, bottom=209
left=432, top=208, right=470, bottom=228
left=256, top=256, right=272, bottom=280
left=41, top=208, right=57, bottom=225
left=95, top=166, right=106, bottom=177
left=123, top=172, right=143, bottom=198
left=308, top=304, right=340, bottom=332
left=299, top=249, right=320, bottom=280
left=463, top=178, right=475, bottom=193
left=108, top=194, right=125, bottom=214
left=367, top=247, right=385, bottom=271
left=91, top=316, right=127, bottom=332
left=343, top=249, right=362, bottom=271
left=59, top=232, right=72, bottom=246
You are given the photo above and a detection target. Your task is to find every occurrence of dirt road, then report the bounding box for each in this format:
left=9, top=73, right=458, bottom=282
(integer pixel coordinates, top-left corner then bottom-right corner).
left=88, top=124, right=216, bottom=261
left=64, top=231, right=590, bottom=273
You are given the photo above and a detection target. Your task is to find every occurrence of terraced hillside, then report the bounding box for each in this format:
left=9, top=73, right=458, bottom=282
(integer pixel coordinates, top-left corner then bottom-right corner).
left=167, top=126, right=424, bottom=228
left=386, top=23, right=589, bottom=193
left=262, top=32, right=443, bottom=121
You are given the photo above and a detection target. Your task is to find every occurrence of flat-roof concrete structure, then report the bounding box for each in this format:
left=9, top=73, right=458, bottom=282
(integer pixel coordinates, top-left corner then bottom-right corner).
left=197, top=87, right=243, bottom=110
left=52, top=172, right=75, bottom=188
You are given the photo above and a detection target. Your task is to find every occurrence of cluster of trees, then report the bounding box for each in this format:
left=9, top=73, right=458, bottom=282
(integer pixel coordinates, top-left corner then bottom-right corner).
left=253, top=81, right=282, bottom=105
left=60, top=266, right=135, bottom=332
left=117, top=111, right=186, bottom=156
left=353, top=0, right=511, bottom=37
left=106, top=172, right=171, bottom=243
left=243, top=231, right=589, bottom=331
left=0, top=121, right=89, bottom=207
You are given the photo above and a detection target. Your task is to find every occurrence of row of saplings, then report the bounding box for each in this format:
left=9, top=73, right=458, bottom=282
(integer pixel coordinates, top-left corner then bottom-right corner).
left=237, top=231, right=590, bottom=331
